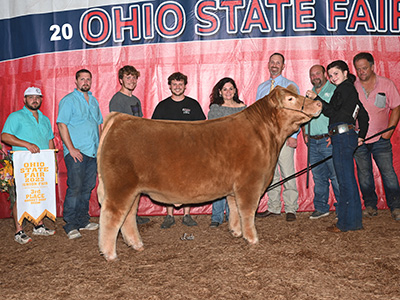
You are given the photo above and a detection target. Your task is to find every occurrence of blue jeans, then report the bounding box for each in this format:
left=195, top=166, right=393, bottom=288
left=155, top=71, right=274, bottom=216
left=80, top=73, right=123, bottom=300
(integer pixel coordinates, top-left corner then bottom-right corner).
left=331, top=126, right=363, bottom=231
left=63, top=154, right=97, bottom=233
left=211, top=197, right=229, bottom=224
left=309, top=138, right=340, bottom=213
left=354, top=137, right=400, bottom=211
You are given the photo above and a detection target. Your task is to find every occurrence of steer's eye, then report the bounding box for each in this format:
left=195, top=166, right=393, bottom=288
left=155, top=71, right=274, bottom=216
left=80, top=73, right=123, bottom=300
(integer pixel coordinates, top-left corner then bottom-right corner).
left=288, top=97, right=293, bottom=101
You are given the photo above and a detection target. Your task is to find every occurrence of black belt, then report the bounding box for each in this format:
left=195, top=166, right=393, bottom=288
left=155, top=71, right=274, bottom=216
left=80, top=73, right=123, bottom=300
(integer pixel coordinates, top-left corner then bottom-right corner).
left=329, top=124, right=354, bottom=136
left=309, top=134, right=330, bottom=140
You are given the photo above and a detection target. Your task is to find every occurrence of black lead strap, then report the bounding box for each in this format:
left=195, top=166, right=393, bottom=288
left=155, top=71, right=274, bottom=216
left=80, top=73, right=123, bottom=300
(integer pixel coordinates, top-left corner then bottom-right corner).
left=305, top=122, right=311, bottom=189
left=266, top=126, right=396, bottom=192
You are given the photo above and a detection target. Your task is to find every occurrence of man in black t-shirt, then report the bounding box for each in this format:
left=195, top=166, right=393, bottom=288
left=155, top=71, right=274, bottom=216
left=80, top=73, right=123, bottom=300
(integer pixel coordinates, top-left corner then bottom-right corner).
left=151, top=72, right=206, bottom=229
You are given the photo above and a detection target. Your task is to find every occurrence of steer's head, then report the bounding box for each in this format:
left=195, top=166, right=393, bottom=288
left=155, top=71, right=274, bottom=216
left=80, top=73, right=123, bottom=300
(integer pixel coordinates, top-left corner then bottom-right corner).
left=270, top=85, right=322, bottom=124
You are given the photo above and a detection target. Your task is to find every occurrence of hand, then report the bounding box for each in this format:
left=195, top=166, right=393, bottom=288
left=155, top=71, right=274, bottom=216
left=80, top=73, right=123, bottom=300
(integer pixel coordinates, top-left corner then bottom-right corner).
left=286, top=137, right=297, bottom=148
left=381, top=131, right=392, bottom=140
left=306, top=90, right=317, bottom=100
left=357, top=138, right=364, bottom=147
left=69, top=148, right=83, bottom=163
left=26, top=143, right=40, bottom=153
left=304, top=135, right=309, bottom=145
left=326, top=137, right=331, bottom=147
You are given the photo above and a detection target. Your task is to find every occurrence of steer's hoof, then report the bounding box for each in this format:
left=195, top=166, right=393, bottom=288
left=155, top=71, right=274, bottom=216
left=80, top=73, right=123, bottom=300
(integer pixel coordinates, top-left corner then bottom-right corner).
left=246, top=236, right=259, bottom=245
left=133, top=244, right=144, bottom=252
left=230, top=229, right=242, bottom=238
left=123, top=237, right=144, bottom=250
left=101, top=252, right=118, bottom=261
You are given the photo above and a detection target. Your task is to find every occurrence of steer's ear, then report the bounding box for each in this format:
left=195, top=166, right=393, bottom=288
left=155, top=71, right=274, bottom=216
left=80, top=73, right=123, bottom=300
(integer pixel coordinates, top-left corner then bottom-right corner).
left=286, top=84, right=298, bottom=94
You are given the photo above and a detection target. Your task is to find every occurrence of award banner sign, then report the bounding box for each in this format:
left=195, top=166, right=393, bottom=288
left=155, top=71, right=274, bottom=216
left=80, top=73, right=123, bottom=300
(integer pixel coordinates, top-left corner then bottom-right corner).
left=13, top=150, right=56, bottom=225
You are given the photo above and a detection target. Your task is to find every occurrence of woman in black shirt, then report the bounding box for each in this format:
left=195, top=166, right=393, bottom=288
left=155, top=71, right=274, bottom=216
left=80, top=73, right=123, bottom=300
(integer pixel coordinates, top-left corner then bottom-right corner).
left=307, top=60, right=369, bottom=232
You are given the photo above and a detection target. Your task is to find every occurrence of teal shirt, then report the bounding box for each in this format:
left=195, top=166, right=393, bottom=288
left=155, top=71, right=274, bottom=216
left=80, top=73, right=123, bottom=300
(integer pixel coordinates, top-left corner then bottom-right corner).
left=57, top=89, right=103, bottom=158
left=306, top=81, right=336, bottom=136
left=2, top=106, right=54, bottom=151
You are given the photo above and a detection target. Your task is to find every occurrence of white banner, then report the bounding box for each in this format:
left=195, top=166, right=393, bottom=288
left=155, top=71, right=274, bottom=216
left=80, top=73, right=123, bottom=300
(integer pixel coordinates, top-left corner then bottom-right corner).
left=13, top=150, right=56, bottom=225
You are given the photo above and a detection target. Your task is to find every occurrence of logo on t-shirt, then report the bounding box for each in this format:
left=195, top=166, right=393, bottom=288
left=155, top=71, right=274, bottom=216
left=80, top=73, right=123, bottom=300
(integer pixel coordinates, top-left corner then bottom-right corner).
left=130, top=104, right=140, bottom=117
left=182, top=108, right=191, bottom=115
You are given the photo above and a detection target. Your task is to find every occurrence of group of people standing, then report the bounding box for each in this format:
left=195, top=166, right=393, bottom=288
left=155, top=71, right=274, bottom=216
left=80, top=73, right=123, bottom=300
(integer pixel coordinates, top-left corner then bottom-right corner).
left=256, top=52, right=400, bottom=233
left=1, top=51, right=399, bottom=244
left=2, top=69, right=104, bottom=243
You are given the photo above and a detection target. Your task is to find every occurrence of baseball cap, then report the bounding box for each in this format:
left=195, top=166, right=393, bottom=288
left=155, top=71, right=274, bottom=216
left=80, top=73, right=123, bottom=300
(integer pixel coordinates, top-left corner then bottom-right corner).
left=24, top=87, right=43, bottom=96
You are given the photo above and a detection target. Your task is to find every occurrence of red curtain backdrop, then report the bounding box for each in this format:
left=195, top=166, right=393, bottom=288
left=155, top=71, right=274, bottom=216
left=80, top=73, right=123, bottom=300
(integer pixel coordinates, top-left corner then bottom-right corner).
left=1, top=2, right=399, bottom=218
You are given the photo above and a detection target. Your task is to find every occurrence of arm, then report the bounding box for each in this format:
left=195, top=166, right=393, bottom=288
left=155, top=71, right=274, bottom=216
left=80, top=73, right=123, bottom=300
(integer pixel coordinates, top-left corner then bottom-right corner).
left=194, top=101, right=206, bottom=120
left=49, top=139, right=58, bottom=173
left=383, top=106, right=400, bottom=140
left=207, top=105, right=221, bottom=120
left=109, top=96, right=119, bottom=113
left=356, top=99, right=369, bottom=141
left=151, top=103, right=163, bottom=120
left=57, top=122, right=83, bottom=162
left=306, top=90, right=331, bottom=116
left=1, top=132, right=40, bottom=153
left=49, top=139, right=55, bottom=149
left=301, top=125, right=308, bottom=145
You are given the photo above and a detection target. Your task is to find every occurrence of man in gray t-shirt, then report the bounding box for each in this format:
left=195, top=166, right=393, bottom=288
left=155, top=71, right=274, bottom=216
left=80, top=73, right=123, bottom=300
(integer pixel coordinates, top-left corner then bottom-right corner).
left=109, top=65, right=143, bottom=117
left=109, top=65, right=149, bottom=224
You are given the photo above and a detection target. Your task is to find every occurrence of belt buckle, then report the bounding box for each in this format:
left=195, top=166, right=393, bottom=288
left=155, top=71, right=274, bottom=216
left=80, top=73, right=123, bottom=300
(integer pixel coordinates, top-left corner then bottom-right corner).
left=337, top=124, right=349, bottom=134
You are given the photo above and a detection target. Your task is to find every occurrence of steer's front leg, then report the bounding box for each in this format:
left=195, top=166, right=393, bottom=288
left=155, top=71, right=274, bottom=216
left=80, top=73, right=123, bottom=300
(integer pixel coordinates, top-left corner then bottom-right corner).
left=234, top=190, right=260, bottom=245
left=227, top=195, right=242, bottom=237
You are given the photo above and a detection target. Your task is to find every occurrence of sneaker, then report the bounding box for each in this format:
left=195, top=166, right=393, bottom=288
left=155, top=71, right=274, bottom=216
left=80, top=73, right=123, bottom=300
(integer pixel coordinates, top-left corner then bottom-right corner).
left=79, top=222, right=99, bottom=231
left=14, top=230, right=32, bottom=244
left=392, top=209, right=400, bottom=221
left=210, top=221, right=220, bottom=228
left=137, top=215, right=150, bottom=225
left=67, top=229, right=82, bottom=240
left=363, top=206, right=378, bottom=217
left=33, top=224, right=55, bottom=236
left=309, top=211, right=330, bottom=220
left=182, top=214, right=198, bottom=227
left=161, top=215, right=175, bottom=229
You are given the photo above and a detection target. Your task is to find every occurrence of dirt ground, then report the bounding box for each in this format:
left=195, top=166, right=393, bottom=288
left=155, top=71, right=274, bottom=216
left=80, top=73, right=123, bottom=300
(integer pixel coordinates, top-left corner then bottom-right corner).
left=0, top=211, right=399, bottom=300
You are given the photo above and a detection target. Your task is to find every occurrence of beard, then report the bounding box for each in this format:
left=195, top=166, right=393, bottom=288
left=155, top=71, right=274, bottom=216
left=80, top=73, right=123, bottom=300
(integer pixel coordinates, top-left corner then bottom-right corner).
left=26, top=102, right=41, bottom=111
left=80, top=84, right=91, bottom=92
left=171, top=90, right=184, bottom=97
left=312, top=78, right=323, bottom=89
left=270, top=68, right=280, bottom=76
left=123, top=83, right=136, bottom=92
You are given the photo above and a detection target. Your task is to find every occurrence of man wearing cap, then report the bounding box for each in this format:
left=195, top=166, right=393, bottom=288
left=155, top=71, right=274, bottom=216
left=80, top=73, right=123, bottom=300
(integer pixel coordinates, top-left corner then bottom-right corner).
left=1, top=87, right=56, bottom=244
left=57, top=69, right=103, bottom=240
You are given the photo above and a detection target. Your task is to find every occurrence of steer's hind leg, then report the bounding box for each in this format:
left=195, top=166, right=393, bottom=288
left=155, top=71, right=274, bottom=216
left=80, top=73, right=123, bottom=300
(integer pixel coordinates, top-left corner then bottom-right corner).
left=99, top=190, right=138, bottom=261
left=227, top=195, right=242, bottom=238
left=120, top=194, right=144, bottom=251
